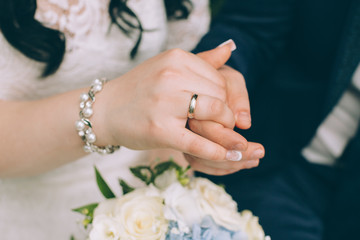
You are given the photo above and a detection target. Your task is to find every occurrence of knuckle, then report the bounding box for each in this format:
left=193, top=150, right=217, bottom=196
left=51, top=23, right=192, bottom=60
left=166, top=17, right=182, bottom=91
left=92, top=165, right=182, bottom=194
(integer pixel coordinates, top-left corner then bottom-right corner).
left=166, top=48, right=188, bottom=59
left=209, top=146, right=225, bottom=161
left=157, top=67, right=180, bottom=82
left=239, top=139, right=249, bottom=151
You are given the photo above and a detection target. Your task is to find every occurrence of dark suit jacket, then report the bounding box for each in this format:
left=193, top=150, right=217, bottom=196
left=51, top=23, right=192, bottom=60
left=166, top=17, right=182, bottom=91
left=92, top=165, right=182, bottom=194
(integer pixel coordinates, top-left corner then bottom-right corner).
left=194, top=0, right=360, bottom=174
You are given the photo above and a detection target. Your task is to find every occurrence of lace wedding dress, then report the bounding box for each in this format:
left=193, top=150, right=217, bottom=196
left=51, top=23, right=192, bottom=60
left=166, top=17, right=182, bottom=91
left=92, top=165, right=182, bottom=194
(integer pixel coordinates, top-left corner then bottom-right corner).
left=0, top=0, right=210, bottom=239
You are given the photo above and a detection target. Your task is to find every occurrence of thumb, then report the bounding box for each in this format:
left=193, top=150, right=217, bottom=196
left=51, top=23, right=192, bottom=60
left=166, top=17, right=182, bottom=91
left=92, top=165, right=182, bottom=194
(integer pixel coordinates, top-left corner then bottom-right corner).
left=197, top=39, right=236, bottom=69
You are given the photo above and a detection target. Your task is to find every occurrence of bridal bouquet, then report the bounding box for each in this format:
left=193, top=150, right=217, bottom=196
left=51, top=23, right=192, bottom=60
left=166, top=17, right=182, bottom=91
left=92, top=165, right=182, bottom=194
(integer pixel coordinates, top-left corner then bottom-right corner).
left=73, top=160, right=270, bottom=240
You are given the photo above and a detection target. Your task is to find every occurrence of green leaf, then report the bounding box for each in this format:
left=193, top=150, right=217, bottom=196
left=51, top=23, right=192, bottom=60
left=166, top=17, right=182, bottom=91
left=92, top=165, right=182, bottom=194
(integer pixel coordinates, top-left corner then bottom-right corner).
left=72, top=202, right=99, bottom=217
left=119, top=179, right=135, bottom=194
left=154, top=159, right=181, bottom=176
left=179, top=165, right=191, bottom=175
left=130, top=166, right=154, bottom=185
left=152, top=159, right=192, bottom=187
left=70, top=235, right=75, bottom=240
left=72, top=202, right=99, bottom=229
left=95, top=166, right=116, bottom=199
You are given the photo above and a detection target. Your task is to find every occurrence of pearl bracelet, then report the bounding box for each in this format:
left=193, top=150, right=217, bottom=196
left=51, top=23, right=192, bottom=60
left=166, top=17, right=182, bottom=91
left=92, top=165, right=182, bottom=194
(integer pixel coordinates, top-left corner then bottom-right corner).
left=75, top=78, right=120, bottom=154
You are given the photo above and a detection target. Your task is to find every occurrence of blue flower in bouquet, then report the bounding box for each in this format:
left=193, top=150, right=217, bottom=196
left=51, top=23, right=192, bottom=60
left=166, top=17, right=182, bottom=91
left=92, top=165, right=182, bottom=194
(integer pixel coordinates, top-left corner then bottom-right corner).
left=167, top=216, right=248, bottom=240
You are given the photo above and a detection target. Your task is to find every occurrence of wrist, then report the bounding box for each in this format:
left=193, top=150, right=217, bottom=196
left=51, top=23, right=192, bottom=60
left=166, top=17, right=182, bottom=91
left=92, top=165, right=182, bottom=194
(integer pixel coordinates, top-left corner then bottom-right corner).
left=75, top=78, right=120, bottom=154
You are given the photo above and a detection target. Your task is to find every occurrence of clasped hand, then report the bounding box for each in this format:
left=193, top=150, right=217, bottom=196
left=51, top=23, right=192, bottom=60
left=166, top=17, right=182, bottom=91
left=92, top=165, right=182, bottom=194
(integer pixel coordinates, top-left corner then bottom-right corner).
left=93, top=42, right=265, bottom=176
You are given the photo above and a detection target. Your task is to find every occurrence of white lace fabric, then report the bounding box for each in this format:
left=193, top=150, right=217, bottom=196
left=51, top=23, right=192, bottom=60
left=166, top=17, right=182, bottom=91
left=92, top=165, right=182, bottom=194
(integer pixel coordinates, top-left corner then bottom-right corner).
left=0, top=0, right=210, bottom=239
left=35, top=0, right=110, bottom=52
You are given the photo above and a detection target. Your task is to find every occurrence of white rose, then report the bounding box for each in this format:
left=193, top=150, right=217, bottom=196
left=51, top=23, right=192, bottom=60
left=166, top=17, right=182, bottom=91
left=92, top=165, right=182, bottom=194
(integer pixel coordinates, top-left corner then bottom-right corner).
left=94, top=199, right=118, bottom=217
left=240, top=210, right=269, bottom=240
left=154, top=169, right=178, bottom=190
left=190, top=177, right=244, bottom=231
left=161, top=182, right=203, bottom=231
left=113, top=190, right=168, bottom=240
left=93, top=185, right=161, bottom=217
left=133, top=184, right=162, bottom=197
left=89, top=215, right=122, bottom=240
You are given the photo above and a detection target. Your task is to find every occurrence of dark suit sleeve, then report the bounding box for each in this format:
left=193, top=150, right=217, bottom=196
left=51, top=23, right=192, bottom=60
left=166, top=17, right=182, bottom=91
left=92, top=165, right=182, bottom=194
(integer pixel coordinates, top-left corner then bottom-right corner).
left=193, top=0, right=296, bottom=90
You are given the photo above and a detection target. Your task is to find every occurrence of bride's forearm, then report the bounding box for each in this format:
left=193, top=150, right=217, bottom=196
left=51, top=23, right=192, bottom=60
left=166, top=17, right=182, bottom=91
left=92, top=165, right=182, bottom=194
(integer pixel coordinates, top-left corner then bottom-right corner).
left=0, top=88, right=92, bottom=177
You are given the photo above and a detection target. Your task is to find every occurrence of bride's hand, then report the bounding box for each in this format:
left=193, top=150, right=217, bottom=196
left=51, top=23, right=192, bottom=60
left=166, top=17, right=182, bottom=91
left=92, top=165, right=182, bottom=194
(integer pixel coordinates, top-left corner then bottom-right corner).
left=0, top=41, right=258, bottom=177
left=92, top=44, right=240, bottom=162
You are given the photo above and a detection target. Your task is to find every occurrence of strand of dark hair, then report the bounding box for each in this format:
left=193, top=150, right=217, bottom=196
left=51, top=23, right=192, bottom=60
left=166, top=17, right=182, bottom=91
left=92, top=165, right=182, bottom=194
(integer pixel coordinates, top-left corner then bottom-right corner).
left=0, top=0, right=192, bottom=77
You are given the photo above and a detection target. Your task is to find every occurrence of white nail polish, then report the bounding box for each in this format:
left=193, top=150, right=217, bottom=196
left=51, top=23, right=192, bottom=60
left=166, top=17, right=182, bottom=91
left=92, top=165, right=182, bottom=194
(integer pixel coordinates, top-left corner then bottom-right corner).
left=217, top=39, right=237, bottom=52
left=226, top=150, right=242, bottom=161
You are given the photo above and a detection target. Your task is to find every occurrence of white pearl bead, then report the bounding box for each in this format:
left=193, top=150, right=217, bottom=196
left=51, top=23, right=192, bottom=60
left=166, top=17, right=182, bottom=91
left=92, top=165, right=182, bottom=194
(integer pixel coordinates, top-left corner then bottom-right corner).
left=92, top=84, right=102, bottom=93
left=85, top=101, right=92, bottom=108
left=86, top=133, right=96, bottom=143
left=75, top=120, right=85, bottom=131
left=93, top=79, right=102, bottom=85
left=83, top=145, right=93, bottom=153
left=80, top=102, right=85, bottom=109
left=83, top=107, right=93, bottom=118
left=78, top=130, right=85, bottom=137
left=80, top=93, right=89, bottom=102
left=85, top=128, right=92, bottom=135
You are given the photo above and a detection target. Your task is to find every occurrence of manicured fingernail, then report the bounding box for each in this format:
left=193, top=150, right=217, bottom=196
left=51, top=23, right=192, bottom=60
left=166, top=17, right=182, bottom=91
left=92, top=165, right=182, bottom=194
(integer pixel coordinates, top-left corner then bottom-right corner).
left=251, top=149, right=264, bottom=159
left=226, top=150, right=242, bottom=161
left=237, top=112, right=251, bottom=124
left=217, top=39, right=237, bottom=52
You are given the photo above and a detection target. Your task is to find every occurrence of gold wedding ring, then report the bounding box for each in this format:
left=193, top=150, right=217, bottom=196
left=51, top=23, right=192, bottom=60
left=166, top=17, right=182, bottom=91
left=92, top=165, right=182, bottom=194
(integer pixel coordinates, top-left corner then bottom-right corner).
left=187, top=94, right=198, bottom=119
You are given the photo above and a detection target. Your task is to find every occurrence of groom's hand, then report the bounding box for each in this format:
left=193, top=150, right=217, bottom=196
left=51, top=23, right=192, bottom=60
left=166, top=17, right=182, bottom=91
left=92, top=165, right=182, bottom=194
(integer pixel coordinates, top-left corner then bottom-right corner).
left=197, top=44, right=251, bottom=129
left=184, top=43, right=265, bottom=176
